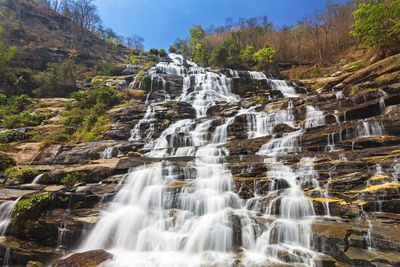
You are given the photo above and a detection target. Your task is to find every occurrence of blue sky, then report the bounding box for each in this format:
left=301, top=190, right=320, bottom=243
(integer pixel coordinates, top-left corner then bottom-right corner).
left=96, top=0, right=343, bottom=50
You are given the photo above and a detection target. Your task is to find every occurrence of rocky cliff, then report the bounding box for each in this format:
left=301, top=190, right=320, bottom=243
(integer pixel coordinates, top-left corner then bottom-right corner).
left=0, top=0, right=128, bottom=70
left=1, top=53, right=400, bottom=266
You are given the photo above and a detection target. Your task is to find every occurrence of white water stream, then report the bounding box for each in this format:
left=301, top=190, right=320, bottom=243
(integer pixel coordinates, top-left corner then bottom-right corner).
left=79, top=54, right=324, bottom=266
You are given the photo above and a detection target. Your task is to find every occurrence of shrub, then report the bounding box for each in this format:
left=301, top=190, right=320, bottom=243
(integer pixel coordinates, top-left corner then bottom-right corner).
left=4, top=167, right=40, bottom=183
left=126, top=89, right=145, bottom=99
left=149, top=48, right=159, bottom=56
left=158, top=49, right=167, bottom=57
left=34, top=59, right=79, bottom=97
left=47, top=87, right=120, bottom=144
left=12, top=193, right=52, bottom=226
left=1, top=112, right=44, bottom=129
left=0, top=153, right=14, bottom=172
left=95, top=63, right=122, bottom=76
left=169, top=45, right=178, bottom=53
left=50, top=127, right=76, bottom=144
left=61, top=172, right=85, bottom=186
left=351, top=0, right=400, bottom=55
left=126, top=55, right=142, bottom=65
left=71, top=87, right=121, bottom=111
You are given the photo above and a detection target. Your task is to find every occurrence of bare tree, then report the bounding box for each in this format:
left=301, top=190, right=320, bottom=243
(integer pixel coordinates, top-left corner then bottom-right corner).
left=69, top=0, right=101, bottom=31
left=127, top=34, right=145, bottom=51
left=303, top=14, right=324, bottom=61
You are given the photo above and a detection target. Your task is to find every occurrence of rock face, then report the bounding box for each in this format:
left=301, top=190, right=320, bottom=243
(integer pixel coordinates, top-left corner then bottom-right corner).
left=0, top=0, right=128, bottom=70
left=2, top=53, right=400, bottom=266
left=51, top=249, right=112, bottom=267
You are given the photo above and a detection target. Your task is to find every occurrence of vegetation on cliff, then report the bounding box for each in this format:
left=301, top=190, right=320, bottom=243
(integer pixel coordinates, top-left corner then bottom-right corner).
left=12, top=193, right=52, bottom=226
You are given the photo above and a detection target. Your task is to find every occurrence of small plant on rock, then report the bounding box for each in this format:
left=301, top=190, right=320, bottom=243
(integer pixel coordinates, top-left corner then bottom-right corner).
left=61, top=172, right=86, bottom=187
left=4, top=167, right=39, bottom=183
left=12, top=193, right=52, bottom=226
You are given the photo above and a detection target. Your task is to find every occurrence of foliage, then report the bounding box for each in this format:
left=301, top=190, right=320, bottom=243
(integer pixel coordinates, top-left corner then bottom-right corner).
left=169, top=45, right=178, bottom=53
left=240, top=45, right=256, bottom=68
left=0, top=95, right=45, bottom=129
left=171, top=2, right=357, bottom=67
left=126, top=55, right=142, bottom=65
left=126, top=89, right=145, bottom=99
left=189, top=25, right=205, bottom=46
left=71, top=87, right=121, bottom=110
left=351, top=0, right=400, bottom=55
left=209, top=44, right=229, bottom=67
left=189, top=25, right=210, bottom=66
left=0, top=25, right=17, bottom=94
left=158, top=49, right=167, bottom=57
left=95, top=63, right=122, bottom=76
left=12, top=193, right=52, bottom=226
left=149, top=48, right=159, bottom=56
left=0, top=152, right=14, bottom=172
left=48, top=87, right=121, bottom=144
left=61, top=172, right=86, bottom=186
left=253, top=47, right=276, bottom=72
left=4, top=167, right=39, bottom=183
left=192, top=43, right=209, bottom=66
left=34, top=59, right=79, bottom=97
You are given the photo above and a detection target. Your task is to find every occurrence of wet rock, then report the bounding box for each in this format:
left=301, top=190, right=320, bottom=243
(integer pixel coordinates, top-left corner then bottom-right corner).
left=26, top=261, right=44, bottom=267
left=51, top=249, right=113, bottom=267
left=0, top=188, right=36, bottom=200
left=0, top=236, right=62, bottom=266
left=42, top=159, right=121, bottom=184
left=345, top=247, right=400, bottom=266
left=35, top=141, right=118, bottom=165
left=121, top=64, right=142, bottom=75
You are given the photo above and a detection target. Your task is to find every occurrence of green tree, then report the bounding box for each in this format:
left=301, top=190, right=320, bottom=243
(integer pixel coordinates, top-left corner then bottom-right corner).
left=209, top=45, right=229, bottom=67
left=253, top=47, right=276, bottom=72
left=189, top=25, right=209, bottom=66
left=169, top=45, right=178, bottom=53
left=158, top=49, right=167, bottom=57
left=149, top=48, right=159, bottom=56
left=192, top=43, right=208, bottom=66
left=240, top=45, right=256, bottom=68
left=350, top=0, right=400, bottom=55
left=34, top=59, right=78, bottom=97
left=0, top=25, right=17, bottom=93
left=189, top=25, right=205, bottom=46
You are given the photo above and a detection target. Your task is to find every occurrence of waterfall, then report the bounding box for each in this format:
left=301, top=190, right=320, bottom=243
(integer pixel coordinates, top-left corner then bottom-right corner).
left=244, top=108, right=295, bottom=139
left=305, top=106, right=325, bottom=128
left=269, top=80, right=298, bottom=98
left=355, top=121, right=385, bottom=137
left=129, top=106, right=156, bottom=141
left=78, top=54, right=325, bottom=266
left=29, top=173, right=44, bottom=185
left=0, top=197, right=21, bottom=236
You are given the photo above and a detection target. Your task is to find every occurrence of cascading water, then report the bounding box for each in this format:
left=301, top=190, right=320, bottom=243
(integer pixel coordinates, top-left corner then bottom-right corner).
left=269, top=80, right=298, bottom=98
left=78, top=54, right=326, bottom=266
left=355, top=121, right=385, bottom=137
left=305, top=106, right=325, bottom=129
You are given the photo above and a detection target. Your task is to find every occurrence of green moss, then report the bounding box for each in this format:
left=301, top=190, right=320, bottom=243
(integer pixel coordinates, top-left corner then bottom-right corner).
left=351, top=86, right=359, bottom=94
left=61, top=172, right=86, bottom=187
left=12, top=193, right=52, bottom=226
left=349, top=60, right=367, bottom=72
left=253, top=98, right=265, bottom=105
left=364, top=79, right=391, bottom=89
left=4, top=167, right=40, bottom=183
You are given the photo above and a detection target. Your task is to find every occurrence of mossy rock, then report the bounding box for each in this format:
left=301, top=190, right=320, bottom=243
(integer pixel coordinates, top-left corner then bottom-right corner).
left=12, top=193, right=52, bottom=228
left=4, top=167, right=40, bottom=183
